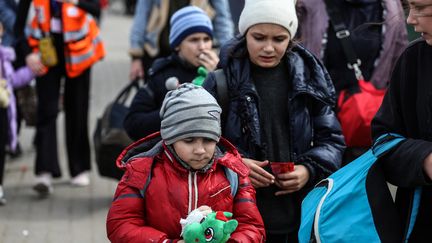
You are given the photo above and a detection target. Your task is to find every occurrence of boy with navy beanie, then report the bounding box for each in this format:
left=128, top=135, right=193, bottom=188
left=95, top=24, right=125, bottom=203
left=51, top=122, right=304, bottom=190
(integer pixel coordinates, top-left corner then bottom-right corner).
left=169, top=6, right=214, bottom=49
left=124, top=6, right=221, bottom=141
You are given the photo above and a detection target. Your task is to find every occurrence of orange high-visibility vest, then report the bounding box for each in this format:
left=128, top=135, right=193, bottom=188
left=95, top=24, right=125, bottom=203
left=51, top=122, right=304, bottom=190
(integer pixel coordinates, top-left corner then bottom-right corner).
left=28, top=0, right=105, bottom=78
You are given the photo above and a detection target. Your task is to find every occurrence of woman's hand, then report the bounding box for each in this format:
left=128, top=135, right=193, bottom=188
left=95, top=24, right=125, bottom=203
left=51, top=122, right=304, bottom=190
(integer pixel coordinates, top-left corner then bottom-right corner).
left=423, top=152, right=432, bottom=180
left=129, top=59, right=144, bottom=81
left=274, top=165, right=310, bottom=196
left=197, top=50, right=219, bottom=72
left=242, top=158, right=275, bottom=188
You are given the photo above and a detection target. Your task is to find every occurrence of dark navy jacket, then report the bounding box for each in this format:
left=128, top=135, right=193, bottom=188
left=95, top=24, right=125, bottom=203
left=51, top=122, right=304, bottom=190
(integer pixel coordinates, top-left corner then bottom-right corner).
left=204, top=37, right=345, bottom=188
left=124, top=54, right=197, bottom=141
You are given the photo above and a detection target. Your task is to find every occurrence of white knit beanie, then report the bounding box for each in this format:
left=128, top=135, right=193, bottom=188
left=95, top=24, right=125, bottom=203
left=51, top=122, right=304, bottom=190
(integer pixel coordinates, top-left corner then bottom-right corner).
left=238, top=0, right=298, bottom=38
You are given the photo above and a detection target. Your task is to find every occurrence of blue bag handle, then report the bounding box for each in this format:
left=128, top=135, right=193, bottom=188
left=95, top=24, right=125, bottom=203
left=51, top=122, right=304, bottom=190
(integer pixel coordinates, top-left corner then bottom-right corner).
left=372, top=133, right=405, bottom=158
left=371, top=133, right=422, bottom=242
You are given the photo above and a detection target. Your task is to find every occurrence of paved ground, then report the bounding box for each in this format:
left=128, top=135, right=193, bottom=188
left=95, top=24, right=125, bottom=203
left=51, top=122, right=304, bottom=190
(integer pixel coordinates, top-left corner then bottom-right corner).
left=0, top=6, right=132, bottom=243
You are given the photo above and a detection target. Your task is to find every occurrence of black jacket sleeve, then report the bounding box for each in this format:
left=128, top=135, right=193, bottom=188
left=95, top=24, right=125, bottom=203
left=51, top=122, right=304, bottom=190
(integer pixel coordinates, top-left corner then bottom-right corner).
left=372, top=44, right=432, bottom=187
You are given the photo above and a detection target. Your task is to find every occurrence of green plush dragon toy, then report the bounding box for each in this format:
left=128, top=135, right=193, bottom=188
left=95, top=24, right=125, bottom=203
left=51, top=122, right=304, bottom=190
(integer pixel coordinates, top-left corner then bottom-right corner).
left=183, top=211, right=238, bottom=243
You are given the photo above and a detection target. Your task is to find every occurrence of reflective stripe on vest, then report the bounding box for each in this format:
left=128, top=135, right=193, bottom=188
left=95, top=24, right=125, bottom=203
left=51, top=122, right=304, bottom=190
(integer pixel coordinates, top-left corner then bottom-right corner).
left=66, top=37, right=102, bottom=64
left=64, top=18, right=90, bottom=42
left=65, top=36, right=105, bottom=77
left=29, top=27, right=43, bottom=40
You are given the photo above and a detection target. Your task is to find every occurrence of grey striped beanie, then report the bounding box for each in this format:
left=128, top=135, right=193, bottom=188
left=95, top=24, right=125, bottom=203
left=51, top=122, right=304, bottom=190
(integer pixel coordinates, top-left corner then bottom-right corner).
left=160, top=83, right=221, bottom=145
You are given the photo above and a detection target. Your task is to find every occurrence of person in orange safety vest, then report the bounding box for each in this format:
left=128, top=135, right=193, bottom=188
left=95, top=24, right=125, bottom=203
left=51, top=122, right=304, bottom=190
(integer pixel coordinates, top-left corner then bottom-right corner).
left=15, top=0, right=105, bottom=197
left=28, top=0, right=105, bottom=77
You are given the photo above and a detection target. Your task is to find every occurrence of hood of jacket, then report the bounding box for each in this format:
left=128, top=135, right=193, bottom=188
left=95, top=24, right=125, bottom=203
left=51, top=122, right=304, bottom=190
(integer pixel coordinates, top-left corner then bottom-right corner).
left=116, top=132, right=249, bottom=178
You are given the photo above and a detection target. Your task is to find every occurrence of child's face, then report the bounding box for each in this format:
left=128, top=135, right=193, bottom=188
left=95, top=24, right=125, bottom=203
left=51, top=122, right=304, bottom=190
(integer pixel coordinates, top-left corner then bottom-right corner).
left=246, top=23, right=291, bottom=68
left=172, top=137, right=217, bottom=170
left=176, top=32, right=213, bottom=67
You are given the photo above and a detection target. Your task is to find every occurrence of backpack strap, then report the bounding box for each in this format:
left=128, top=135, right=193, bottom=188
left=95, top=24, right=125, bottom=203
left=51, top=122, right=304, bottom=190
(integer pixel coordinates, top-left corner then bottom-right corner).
left=324, top=0, right=364, bottom=82
left=139, top=159, right=156, bottom=198
left=372, top=133, right=422, bottom=241
left=213, top=69, right=229, bottom=123
left=223, top=166, right=239, bottom=197
left=372, top=133, right=404, bottom=157
left=405, top=188, right=422, bottom=241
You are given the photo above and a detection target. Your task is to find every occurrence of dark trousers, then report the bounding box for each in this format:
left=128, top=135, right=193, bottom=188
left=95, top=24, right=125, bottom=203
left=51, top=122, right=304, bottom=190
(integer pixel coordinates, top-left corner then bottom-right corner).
left=0, top=108, right=7, bottom=184
left=266, top=232, right=299, bottom=243
left=35, top=65, right=91, bottom=178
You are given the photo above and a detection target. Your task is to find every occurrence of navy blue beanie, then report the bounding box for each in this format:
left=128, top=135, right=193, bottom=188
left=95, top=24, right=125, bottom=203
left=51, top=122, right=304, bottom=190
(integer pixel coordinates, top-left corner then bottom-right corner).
left=169, top=6, right=213, bottom=49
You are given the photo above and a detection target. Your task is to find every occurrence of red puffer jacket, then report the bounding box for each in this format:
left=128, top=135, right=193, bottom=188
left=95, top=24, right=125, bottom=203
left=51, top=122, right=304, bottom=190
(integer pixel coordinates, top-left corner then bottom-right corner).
left=106, top=132, right=265, bottom=243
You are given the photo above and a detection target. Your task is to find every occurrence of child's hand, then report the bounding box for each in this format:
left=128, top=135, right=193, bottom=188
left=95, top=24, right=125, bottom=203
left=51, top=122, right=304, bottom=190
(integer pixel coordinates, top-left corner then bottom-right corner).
left=196, top=205, right=212, bottom=216
left=242, top=158, right=275, bottom=188
left=180, top=206, right=213, bottom=236
left=25, top=53, right=45, bottom=76
left=197, top=50, right=219, bottom=72
left=0, top=79, right=10, bottom=108
left=274, top=165, right=310, bottom=195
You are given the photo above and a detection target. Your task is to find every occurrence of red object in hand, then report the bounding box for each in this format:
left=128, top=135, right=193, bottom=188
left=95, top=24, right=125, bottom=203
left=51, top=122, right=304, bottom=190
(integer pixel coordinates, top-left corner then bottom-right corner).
left=270, top=162, right=295, bottom=174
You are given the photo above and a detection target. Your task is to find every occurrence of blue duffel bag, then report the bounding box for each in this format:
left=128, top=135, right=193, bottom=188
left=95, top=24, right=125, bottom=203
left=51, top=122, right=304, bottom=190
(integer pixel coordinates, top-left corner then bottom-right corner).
left=299, top=133, right=422, bottom=243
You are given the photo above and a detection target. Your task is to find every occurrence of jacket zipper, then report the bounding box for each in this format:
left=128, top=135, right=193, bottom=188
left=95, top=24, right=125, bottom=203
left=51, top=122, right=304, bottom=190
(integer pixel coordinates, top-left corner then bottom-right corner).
left=313, top=178, right=334, bottom=243
left=287, top=97, right=294, bottom=161
left=188, top=171, right=198, bottom=214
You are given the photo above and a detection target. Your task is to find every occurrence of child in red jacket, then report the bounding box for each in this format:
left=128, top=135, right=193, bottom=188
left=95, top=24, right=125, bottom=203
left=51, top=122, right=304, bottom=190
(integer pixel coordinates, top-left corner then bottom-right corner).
left=106, top=83, right=265, bottom=243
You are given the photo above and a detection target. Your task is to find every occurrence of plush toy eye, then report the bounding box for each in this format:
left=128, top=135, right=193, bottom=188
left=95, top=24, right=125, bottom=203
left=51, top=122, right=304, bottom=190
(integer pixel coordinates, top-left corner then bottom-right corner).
left=204, top=227, right=214, bottom=241
left=200, top=217, right=206, bottom=224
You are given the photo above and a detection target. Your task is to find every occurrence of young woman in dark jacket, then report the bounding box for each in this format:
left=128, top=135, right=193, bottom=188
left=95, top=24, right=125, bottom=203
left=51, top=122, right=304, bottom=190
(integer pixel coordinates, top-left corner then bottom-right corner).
left=203, top=0, right=345, bottom=241
left=372, top=1, right=432, bottom=240
left=124, top=6, right=219, bottom=141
